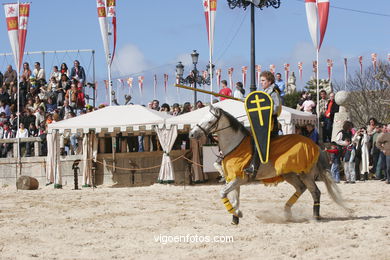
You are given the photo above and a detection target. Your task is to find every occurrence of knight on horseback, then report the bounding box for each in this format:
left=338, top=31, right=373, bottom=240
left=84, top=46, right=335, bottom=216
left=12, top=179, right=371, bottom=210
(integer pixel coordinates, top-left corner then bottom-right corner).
left=244, top=71, right=282, bottom=178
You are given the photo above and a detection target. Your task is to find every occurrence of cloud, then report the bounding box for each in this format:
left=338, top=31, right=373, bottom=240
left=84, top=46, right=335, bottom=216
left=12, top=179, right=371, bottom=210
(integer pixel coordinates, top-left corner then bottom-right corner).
left=111, top=44, right=149, bottom=76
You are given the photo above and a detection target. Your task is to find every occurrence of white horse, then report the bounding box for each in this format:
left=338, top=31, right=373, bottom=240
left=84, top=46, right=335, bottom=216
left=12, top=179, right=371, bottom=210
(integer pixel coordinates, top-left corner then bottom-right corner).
left=189, top=106, right=347, bottom=225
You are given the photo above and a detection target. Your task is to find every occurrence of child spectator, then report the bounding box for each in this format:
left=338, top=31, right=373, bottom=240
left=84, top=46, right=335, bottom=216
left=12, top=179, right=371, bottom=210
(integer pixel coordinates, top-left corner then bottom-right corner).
left=326, top=142, right=341, bottom=183
left=343, top=138, right=356, bottom=183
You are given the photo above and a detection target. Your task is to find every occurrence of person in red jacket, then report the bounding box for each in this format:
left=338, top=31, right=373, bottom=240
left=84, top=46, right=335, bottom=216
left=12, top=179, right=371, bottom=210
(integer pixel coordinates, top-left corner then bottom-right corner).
left=218, top=80, right=232, bottom=101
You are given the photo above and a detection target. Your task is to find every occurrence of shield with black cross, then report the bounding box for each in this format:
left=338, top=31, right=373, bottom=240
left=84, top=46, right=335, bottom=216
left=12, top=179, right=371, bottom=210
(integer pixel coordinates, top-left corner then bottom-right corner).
left=244, top=91, right=274, bottom=164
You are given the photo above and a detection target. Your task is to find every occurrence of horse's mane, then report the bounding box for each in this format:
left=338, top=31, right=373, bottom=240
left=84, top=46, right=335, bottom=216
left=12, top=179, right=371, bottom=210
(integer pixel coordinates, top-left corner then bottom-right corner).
left=216, top=108, right=250, bottom=135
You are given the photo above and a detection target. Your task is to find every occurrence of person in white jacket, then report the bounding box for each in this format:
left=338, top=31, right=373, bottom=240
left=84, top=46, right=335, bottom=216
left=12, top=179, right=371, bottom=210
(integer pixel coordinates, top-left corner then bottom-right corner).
left=352, top=127, right=370, bottom=181
left=16, top=122, right=30, bottom=156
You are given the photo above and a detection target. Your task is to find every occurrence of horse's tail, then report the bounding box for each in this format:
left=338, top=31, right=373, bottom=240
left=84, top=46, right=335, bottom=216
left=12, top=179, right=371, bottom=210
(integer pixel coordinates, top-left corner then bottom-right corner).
left=316, top=150, right=350, bottom=212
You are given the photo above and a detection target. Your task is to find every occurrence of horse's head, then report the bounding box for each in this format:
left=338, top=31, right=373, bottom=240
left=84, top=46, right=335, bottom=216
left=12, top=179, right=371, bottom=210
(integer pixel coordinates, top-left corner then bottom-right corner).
left=189, top=105, right=222, bottom=139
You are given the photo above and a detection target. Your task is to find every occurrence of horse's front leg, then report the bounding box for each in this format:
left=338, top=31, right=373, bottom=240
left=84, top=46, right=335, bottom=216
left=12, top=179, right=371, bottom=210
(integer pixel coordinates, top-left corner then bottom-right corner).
left=220, top=178, right=245, bottom=224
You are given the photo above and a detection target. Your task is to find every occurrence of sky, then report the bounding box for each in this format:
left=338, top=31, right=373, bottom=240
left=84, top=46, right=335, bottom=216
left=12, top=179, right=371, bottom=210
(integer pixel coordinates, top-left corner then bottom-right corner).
left=0, top=0, right=389, bottom=105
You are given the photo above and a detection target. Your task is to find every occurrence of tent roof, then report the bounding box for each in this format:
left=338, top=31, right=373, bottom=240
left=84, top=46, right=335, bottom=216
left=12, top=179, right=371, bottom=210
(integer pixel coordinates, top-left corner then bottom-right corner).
left=48, top=105, right=172, bottom=134
left=165, top=99, right=317, bottom=129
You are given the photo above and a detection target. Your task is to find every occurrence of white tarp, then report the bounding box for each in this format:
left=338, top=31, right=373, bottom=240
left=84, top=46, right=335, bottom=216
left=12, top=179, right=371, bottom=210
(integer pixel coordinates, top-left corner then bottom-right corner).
left=82, top=133, right=98, bottom=186
left=48, top=105, right=172, bottom=134
left=45, top=131, right=62, bottom=186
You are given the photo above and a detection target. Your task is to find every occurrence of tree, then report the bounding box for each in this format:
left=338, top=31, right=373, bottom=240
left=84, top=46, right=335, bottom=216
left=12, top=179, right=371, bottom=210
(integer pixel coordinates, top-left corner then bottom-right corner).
left=333, top=61, right=390, bottom=126
left=304, top=78, right=332, bottom=96
left=284, top=91, right=301, bottom=109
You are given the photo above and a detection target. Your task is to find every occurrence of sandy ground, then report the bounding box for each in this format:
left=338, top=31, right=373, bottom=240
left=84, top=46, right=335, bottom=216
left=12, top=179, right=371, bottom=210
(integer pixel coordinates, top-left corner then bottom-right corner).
left=0, top=181, right=389, bottom=260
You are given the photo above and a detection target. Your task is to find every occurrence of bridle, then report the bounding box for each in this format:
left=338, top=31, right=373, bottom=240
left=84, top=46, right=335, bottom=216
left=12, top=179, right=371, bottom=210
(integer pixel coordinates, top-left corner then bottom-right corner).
left=195, top=109, right=222, bottom=137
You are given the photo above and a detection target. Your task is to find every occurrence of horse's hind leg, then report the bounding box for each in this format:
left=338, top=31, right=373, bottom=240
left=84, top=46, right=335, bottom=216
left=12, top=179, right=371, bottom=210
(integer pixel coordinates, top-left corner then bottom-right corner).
left=283, top=173, right=307, bottom=219
left=299, top=173, right=321, bottom=220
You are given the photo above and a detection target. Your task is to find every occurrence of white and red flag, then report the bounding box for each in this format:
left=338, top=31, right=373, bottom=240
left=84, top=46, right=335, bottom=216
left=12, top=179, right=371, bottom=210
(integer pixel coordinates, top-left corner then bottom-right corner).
left=164, top=74, right=168, bottom=94
left=202, top=70, right=208, bottom=79
left=216, top=68, right=221, bottom=88
left=284, top=63, right=290, bottom=83
left=96, top=0, right=117, bottom=65
left=127, top=77, right=133, bottom=88
left=298, top=62, right=303, bottom=80
left=4, top=3, right=31, bottom=71
left=138, top=76, right=144, bottom=96
left=326, top=59, right=333, bottom=80
left=255, top=65, right=261, bottom=88
left=312, top=60, right=318, bottom=74
left=305, top=0, right=330, bottom=50
left=202, top=0, right=217, bottom=57
left=358, top=56, right=363, bottom=75
left=241, top=66, right=248, bottom=87
left=269, top=64, right=275, bottom=75
left=371, top=53, right=377, bottom=72
left=117, top=78, right=125, bottom=88
left=227, top=67, right=234, bottom=89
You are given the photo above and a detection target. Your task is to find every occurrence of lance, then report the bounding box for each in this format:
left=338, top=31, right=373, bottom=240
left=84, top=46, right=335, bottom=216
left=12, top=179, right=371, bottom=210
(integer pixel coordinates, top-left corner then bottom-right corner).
left=175, top=84, right=243, bottom=102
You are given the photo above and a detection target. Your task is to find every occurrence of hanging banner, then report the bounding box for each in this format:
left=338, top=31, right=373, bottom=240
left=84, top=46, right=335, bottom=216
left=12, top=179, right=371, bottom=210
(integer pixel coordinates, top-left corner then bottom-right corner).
left=305, top=0, right=318, bottom=49
left=241, top=66, right=248, bottom=87
left=96, top=0, right=110, bottom=65
left=318, top=0, right=330, bottom=50
left=298, top=62, right=303, bottom=80
left=312, top=60, right=318, bottom=75
left=164, top=74, right=168, bottom=94
left=371, top=53, right=377, bottom=72
left=18, top=3, right=30, bottom=71
left=127, top=77, right=133, bottom=88
left=358, top=56, right=363, bottom=75
left=326, top=59, right=333, bottom=80
left=284, top=63, right=290, bottom=83
left=117, top=78, right=124, bottom=88
left=255, top=65, right=261, bottom=88
left=344, top=58, right=348, bottom=90
left=202, top=0, right=217, bottom=57
left=227, top=67, right=234, bottom=89
left=269, top=64, right=275, bottom=75
left=138, top=76, right=144, bottom=96
left=216, top=68, right=221, bottom=88
left=153, top=74, right=157, bottom=99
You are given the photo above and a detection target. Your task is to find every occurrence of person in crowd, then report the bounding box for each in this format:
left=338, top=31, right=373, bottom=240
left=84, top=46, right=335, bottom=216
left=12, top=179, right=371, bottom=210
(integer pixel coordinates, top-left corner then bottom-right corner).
left=171, top=103, right=181, bottom=116
left=59, top=100, right=74, bottom=120
left=65, top=83, right=78, bottom=110
left=352, top=127, right=370, bottom=181
left=9, top=85, right=18, bottom=108
left=219, top=80, right=232, bottom=101
left=343, top=138, right=356, bottom=184
left=50, top=66, right=61, bottom=82
left=195, top=100, right=205, bottom=110
left=275, top=73, right=285, bottom=105
left=371, top=124, right=383, bottom=179
left=0, top=87, right=10, bottom=105
left=151, top=99, right=160, bottom=111
left=35, top=106, right=46, bottom=127
left=318, top=90, right=328, bottom=142
left=16, top=122, right=30, bottom=156
left=46, top=97, right=57, bottom=114
left=306, top=123, right=319, bottom=145
left=33, top=62, right=46, bottom=85
left=326, top=142, right=341, bottom=183
left=0, top=100, right=10, bottom=118
left=60, top=63, right=70, bottom=78
left=22, top=62, right=32, bottom=82
left=336, top=121, right=354, bottom=147
left=300, top=94, right=316, bottom=113
left=9, top=113, right=17, bottom=133
left=70, top=60, right=86, bottom=85
left=160, top=103, right=170, bottom=113
left=1, top=122, right=13, bottom=157
left=376, top=124, right=390, bottom=184
left=297, top=91, right=308, bottom=111
left=367, top=117, right=379, bottom=137
left=3, top=65, right=17, bottom=89
left=180, top=102, right=192, bottom=114
left=233, top=81, right=245, bottom=99
left=33, top=96, right=45, bottom=113
left=0, top=70, right=3, bottom=88
left=323, top=92, right=339, bottom=142
left=21, top=109, right=36, bottom=130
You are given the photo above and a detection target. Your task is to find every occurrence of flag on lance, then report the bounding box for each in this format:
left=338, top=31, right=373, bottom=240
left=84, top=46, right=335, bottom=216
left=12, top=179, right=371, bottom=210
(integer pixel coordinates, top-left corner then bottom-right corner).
left=284, top=63, right=290, bottom=84
left=326, top=59, right=333, bottom=80
left=202, top=0, right=217, bottom=57
left=227, top=67, right=234, bottom=89
left=255, top=65, right=261, bottom=88
left=358, top=56, right=363, bottom=75
left=241, top=66, right=248, bottom=88
left=216, top=68, right=221, bottom=88
left=4, top=3, right=31, bottom=71
left=138, top=76, right=144, bottom=96
left=164, top=74, right=168, bottom=94
left=371, top=53, right=377, bottom=72
left=298, top=62, right=303, bottom=80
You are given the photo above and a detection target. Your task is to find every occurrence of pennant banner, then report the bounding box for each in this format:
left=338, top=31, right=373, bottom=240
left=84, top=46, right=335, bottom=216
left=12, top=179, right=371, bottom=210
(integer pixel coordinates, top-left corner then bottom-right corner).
left=318, top=0, right=330, bottom=50
left=255, top=65, right=261, bottom=88
left=312, top=60, right=318, bottom=75
left=107, top=0, right=117, bottom=65
left=202, top=0, right=217, bottom=57
left=216, top=68, right=221, bottom=88
left=326, top=59, right=333, bottom=80
left=153, top=74, right=157, bottom=99
left=97, top=0, right=117, bottom=65
left=298, top=62, right=303, bottom=80
left=305, top=0, right=318, bottom=49
left=241, top=66, right=248, bottom=88
left=138, top=76, right=144, bottom=96
left=371, top=53, right=377, bottom=72
left=284, top=63, right=290, bottom=83
left=227, top=67, right=234, bottom=89
left=358, top=56, right=363, bottom=75
left=164, top=74, right=168, bottom=94
left=269, top=64, right=275, bottom=75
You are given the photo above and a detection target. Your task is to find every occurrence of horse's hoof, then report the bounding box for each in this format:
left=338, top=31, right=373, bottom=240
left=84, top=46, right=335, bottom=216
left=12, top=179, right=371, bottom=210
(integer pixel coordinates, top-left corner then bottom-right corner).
left=314, top=215, right=322, bottom=221
left=231, top=215, right=239, bottom=225
left=235, top=209, right=243, bottom=218
left=284, top=209, right=292, bottom=220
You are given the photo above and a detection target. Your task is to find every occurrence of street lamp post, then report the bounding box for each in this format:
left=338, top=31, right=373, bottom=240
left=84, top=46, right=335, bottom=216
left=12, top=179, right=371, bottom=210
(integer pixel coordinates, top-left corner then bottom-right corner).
left=226, top=0, right=281, bottom=93
left=176, top=50, right=215, bottom=106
